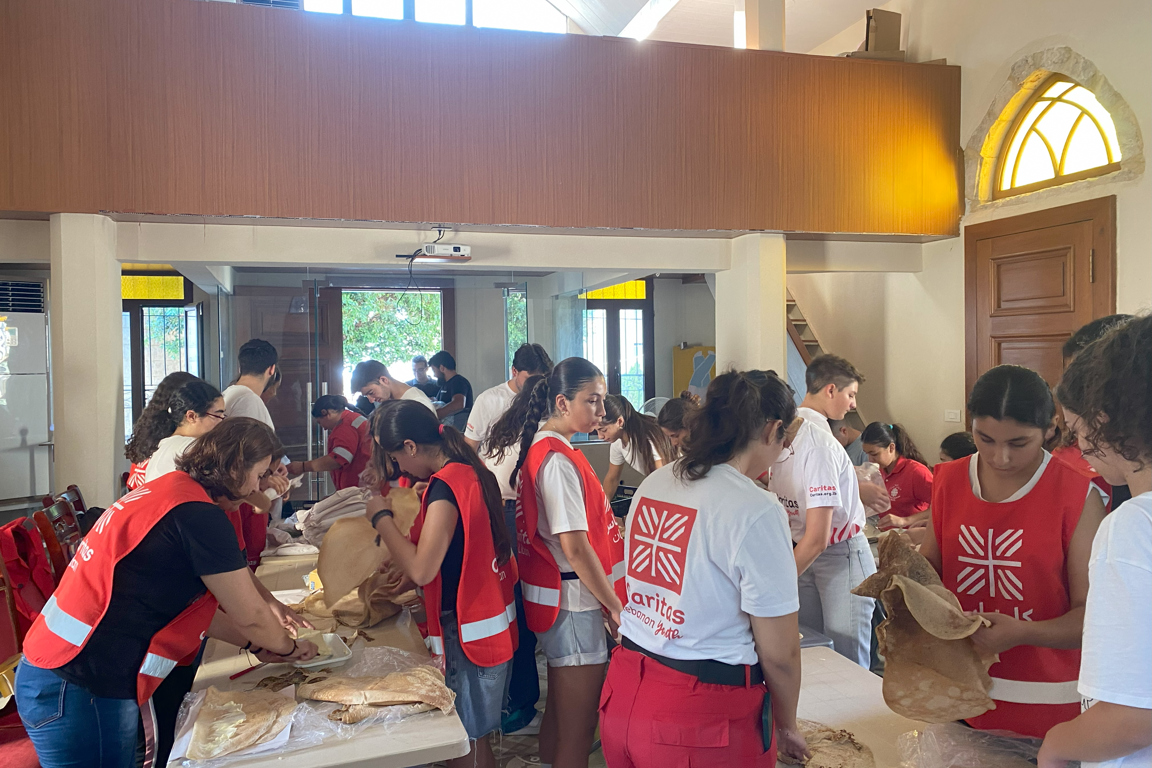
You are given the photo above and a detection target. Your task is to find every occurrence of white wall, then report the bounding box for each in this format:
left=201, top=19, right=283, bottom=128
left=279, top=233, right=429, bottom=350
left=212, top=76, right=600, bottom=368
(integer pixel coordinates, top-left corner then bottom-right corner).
left=453, top=278, right=512, bottom=395
left=653, top=278, right=716, bottom=398
left=790, top=0, right=1151, bottom=456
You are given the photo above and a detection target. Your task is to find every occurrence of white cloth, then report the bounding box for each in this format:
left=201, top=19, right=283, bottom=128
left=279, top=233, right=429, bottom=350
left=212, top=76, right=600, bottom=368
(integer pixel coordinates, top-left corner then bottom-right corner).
left=619, top=462, right=799, bottom=666
left=295, top=487, right=368, bottom=546
left=969, top=450, right=1107, bottom=505
left=143, top=435, right=198, bottom=483
left=608, top=438, right=661, bottom=476
left=531, top=431, right=600, bottom=612
left=796, top=406, right=832, bottom=431
left=400, top=385, right=438, bottom=414
left=222, top=384, right=274, bottom=427
left=1079, top=492, right=1152, bottom=768
left=466, top=382, right=519, bottom=501
left=768, top=416, right=866, bottom=545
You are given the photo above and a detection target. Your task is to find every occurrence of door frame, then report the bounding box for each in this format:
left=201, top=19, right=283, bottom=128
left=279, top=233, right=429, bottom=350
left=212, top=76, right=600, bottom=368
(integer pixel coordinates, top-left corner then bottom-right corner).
left=585, top=277, right=657, bottom=404
left=964, top=195, right=1115, bottom=398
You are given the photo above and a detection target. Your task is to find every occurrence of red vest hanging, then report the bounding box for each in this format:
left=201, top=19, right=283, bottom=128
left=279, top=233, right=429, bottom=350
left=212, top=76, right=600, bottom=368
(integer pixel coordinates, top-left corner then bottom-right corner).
left=23, top=473, right=222, bottom=706
left=932, top=455, right=1088, bottom=738
left=516, top=436, right=625, bottom=633
left=0, top=519, right=56, bottom=639
left=409, top=463, right=519, bottom=666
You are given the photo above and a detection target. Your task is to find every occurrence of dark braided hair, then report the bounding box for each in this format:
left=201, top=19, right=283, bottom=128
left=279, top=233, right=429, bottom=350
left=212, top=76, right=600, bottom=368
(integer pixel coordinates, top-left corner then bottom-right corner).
left=510, top=358, right=604, bottom=488
left=485, top=375, right=546, bottom=463
left=124, top=371, right=199, bottom=463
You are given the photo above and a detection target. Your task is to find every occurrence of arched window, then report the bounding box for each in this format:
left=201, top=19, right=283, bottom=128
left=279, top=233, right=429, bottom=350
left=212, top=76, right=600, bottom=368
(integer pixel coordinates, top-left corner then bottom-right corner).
left=996, top=76, right=1122, bottom=198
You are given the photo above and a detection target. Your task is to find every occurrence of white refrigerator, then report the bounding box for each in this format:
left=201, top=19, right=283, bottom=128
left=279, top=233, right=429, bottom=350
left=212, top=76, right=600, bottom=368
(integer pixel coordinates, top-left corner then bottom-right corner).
left=0, top=311, right=51, bottom=502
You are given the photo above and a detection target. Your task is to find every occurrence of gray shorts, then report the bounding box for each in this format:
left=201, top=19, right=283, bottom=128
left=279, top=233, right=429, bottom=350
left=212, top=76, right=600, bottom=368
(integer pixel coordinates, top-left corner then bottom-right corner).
left=537, top=608, right=609, bottom=668
left=441, top=611, right=511, bottom=740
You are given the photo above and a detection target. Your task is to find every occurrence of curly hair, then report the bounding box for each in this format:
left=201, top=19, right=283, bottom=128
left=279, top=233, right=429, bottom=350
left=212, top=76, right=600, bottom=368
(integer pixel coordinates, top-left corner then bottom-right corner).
left=1057, top=314, right=1151, bottom=469
left=124, top=371, right=199, bottom=463
left=485, top=375, right=546, bottom=464
left=176, top=417, right=281, bottom=500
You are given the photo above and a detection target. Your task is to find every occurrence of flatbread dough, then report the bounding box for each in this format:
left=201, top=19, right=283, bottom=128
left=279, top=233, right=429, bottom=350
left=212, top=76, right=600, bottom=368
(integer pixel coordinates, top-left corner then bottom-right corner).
left=328, top=702, right=435, bottom=724
left=187, top=686, right=297, bottom=760
left=298, top=666, right=455, bottom=714
left=852, top=533, right=997, bottom=723
left=780, top=720, right=875, bottom=768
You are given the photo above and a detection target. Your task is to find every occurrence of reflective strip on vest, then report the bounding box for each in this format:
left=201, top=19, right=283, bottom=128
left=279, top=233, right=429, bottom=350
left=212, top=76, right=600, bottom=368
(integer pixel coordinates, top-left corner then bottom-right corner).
left=522, top=582, right=560, bottom=608
left=351, top=415, right=367, bottom=429
left=610, top=560, right=626, bottom=583
left=41, top=595, right=93, bottom=648
left=139, top=653, right=178, bottom=680
left=988, top=678, right=1080, bottom=705
left=459, top=601, right=517, bottom=644
left=426, top=635, right=445, bottom=656
left=333, top=447, right=355, bottom=463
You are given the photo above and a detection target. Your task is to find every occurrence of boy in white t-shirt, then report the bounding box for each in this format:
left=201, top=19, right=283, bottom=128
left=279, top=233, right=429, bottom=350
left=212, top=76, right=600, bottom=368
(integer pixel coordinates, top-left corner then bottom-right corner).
left=1041, top=317, right=1152, bottom=768
left=221, top=339, right=279, bottom=428
left=767, top=354, right=876, bottom=668
left=350, top=359, right=437, bottom=414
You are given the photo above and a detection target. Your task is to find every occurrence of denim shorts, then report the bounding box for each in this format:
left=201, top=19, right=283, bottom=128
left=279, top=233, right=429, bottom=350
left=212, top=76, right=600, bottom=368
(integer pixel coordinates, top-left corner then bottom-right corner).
left=537, top=608, right=609, bottom=668
left=441, top=610, right=512, bottom=740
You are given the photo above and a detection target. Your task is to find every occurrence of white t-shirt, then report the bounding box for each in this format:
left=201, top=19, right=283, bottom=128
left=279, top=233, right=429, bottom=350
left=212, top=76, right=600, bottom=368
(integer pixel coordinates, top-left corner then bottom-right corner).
left=143, top=435, right=198, bottom=483
left=796, top=406, right=833, bottom=432
left=400, top=385, right=438, bottom=414
left=609, top=437, right=661, bottom=476
left=767, top=416, right=866, bottom=545
left=619, top=462, right=799, bottom=666
left=222, top=384, right=274, bottom=428
left=466, top=382, right=519, bottom=501
left=1078, top=492, right=1152, bottom=768
left=530, top=431, right=601, bottom=612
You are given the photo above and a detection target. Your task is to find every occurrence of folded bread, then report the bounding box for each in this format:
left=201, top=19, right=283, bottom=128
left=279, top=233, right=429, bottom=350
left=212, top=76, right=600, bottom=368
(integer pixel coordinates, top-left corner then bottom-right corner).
left=187, top=686, right=297, bottom=760
left=779, top=720, right=875, bottom=768
left=298, top=666, right=455, bottom=713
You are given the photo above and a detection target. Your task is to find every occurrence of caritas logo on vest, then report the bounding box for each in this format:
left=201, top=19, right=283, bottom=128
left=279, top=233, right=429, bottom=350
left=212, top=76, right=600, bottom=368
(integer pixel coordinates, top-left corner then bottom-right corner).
left=624, top=498, right=698, bottom=639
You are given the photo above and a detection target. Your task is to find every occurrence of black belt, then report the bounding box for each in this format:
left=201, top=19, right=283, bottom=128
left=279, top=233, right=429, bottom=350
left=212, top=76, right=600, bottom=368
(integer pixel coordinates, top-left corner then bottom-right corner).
left=560, top=571, right=580, bottom=581
left=621, top=636, right=765, bottom=686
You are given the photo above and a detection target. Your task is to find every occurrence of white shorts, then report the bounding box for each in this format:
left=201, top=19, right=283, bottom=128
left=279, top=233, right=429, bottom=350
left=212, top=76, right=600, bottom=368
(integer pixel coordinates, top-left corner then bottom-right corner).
left=537, top=609, right=609, bottom=668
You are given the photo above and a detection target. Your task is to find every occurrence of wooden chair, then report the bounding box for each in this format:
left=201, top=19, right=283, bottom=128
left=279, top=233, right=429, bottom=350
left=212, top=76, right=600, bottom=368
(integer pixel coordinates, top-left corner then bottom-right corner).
left=32, top=503, right=78, bottom=582
left=42, top=483, right=86, bottom=517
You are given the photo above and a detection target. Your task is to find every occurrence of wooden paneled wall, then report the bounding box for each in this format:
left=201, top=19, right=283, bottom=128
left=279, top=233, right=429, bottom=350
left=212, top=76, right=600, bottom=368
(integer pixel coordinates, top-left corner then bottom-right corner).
left=0, top=0, right=962, bottom=235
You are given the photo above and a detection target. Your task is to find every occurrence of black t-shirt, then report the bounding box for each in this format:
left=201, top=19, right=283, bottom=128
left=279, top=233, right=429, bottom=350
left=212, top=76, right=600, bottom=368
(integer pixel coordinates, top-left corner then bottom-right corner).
left=408, top=379, right=440, bottom=399
left=53, top=502, right=247, bottom=699
left=426, top=469, right=466, bottom=613
left=435, top=374, right=474, bottom=411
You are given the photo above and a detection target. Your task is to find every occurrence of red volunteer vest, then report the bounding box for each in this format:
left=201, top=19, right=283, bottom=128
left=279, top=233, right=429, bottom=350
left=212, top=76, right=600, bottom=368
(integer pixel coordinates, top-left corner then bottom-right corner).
left=329, top=410, right=372, bottom=490
left=409, top=463, right=519, bottom=666
left=932, top=456, right=1088, bottom=738
left=23, top=473, right=222, bottom=706
left=516, top=437, right=626, bottom=633
left=238, top=504, right=267, bottom=571
left=127, top=461, right=148, bottom=491
left=0, top=519, right=56, bottom=638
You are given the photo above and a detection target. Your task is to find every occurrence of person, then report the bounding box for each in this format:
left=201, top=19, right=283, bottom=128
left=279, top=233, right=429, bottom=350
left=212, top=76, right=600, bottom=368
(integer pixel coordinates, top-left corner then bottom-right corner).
left=596, top=394, right=674, bottom=501
left=408, top=354, right=441, bottom=399
left=861, top=422, right=933, bottom=532
left=511, top=358, right=625, bottom=768
left=124, top=371, right=199, bottom=491
left=287, top=395, right=372, bottom=490
left=920, top=365, right=1108, bottom=739
left=656, top=391, right=700, bottom=458
left=260, top=367, right=282, bottom=405
left=828, top=418, right=868, bottom=466
left=142, top=380, right=226, bottom=483
left=766, top=354, right=876, bottom=668
left=939, top=431, right=977, bottom=462
left=15, top=419, right=319, bottom=768
left=600, top=370, right=810, bottom=766
left=429, top=350, right=474, bottom=431
left=366, top=401, right=518, bottom=768
left=462, top=341, right=553, bottom=734
left=221, top=339, right=278, bottom=427
left=351, top=359, right=437, bottom=414
left=1040, top=315, right=1152, bottom=768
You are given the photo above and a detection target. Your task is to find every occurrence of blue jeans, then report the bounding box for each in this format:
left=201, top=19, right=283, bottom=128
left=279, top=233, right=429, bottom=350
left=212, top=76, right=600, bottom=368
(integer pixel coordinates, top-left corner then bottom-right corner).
left=503, top=500, right=539, bottom=722
left=15, top=660, right=139, bottom=768
left=797, top=533, right=877, bottom=669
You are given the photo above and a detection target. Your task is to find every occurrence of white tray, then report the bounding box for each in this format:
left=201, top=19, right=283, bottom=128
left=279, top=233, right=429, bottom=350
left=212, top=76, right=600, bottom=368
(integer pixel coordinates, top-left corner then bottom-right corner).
left=294, top=633, right=352, bottom=669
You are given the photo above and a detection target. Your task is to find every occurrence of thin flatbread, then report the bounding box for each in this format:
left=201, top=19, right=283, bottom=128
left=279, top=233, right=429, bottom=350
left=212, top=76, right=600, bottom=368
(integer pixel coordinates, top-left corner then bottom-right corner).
left=387, top=487, right=421, bottom=536
left=298, top=666, right=455, bottom=713
left=780, top=720, right=876, bottom=768
left=187, top=686, right=297, bottom=760
left=328, top=702, right=435, bottom=724
left=331, top=571, right=402, bottom=628
left=318, top=517, right=386, bottom=607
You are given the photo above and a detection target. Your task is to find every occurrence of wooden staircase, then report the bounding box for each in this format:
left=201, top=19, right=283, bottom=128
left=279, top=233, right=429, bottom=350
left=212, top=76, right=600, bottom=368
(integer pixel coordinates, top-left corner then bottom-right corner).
left=786, top=290, right=866, bottom=430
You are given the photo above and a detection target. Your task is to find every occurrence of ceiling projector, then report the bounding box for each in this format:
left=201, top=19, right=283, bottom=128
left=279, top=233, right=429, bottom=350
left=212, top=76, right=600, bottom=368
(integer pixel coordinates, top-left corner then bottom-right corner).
left=401, top=243, right=471, bottom=263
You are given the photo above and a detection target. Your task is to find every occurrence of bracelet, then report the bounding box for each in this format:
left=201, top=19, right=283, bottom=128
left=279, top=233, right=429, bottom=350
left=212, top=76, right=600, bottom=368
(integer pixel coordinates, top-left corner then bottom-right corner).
left=371, top=509, right=394, bottom=528
left=242, top=641, right=252, bottom=651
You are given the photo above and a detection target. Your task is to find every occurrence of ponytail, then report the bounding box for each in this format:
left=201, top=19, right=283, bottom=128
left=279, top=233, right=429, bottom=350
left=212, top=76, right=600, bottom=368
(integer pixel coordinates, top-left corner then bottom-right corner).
left=312, top=394, right=350, bottom=418
left=603, top=394, right=674, bottom=474
left=372, top=400, right=512, bottom=565
left=486, top=375, right=545, bottom=463
left=125, top=371, right=200, bottom=463
left=510, top=376, right=554, bottom=489
left=860, top=422, right=928, bottom=467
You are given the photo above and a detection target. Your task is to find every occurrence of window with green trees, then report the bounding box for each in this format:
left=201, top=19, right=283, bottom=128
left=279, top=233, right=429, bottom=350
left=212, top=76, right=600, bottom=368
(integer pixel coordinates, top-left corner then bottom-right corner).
left=341, top=290, right=442, bottom=396
left=505, top=287, right=527, bottom=373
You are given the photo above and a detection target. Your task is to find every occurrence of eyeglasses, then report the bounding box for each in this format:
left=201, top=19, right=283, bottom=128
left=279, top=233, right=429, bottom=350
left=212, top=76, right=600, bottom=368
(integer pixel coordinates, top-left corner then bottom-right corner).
left=205, top=411, right=227, bottom=422
left=775, top=444, right=796, bottom=463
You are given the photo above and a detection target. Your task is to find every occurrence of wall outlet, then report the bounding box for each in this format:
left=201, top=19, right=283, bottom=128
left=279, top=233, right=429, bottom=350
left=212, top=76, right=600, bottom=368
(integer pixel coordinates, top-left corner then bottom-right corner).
left=944, top=410, right=962, bottom=423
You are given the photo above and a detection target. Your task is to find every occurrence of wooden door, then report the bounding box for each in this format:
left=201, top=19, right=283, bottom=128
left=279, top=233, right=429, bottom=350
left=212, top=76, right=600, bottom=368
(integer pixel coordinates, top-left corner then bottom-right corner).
left=965, top=197, right=1115, bottom=395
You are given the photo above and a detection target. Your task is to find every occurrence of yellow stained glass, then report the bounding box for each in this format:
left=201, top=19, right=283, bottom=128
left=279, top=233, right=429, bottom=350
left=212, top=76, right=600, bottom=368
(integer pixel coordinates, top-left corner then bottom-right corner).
left=121, top=275, right=185, bottom=300
left=580, top=280, right=646, bottom=300
left=999, top=77, right=1121, bottom=195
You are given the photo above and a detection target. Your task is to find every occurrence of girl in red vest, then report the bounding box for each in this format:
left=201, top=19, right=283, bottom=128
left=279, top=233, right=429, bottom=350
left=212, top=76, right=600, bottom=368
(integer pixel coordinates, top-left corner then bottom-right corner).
left=1040, top=314, right=1152, bottom=768
left=920, top=365, right=1107, bottom=739
left=860, top=422, right=933, bottom=532
left=15, top=418, right=319, bottom=768
left=510, top=357, right=624, bottom=768
left=287, top=395, right=373, bottom=491
left=366, top=400, right=517, bottom=768
left=124, top=371, right=199, bottom=491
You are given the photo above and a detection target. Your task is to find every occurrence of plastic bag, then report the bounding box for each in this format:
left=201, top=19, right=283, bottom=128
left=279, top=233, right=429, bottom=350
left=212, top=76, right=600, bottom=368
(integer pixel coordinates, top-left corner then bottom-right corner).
left=897, top=723, right=1048, bottom=768
left=856, top=462, right=892, bottom=514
